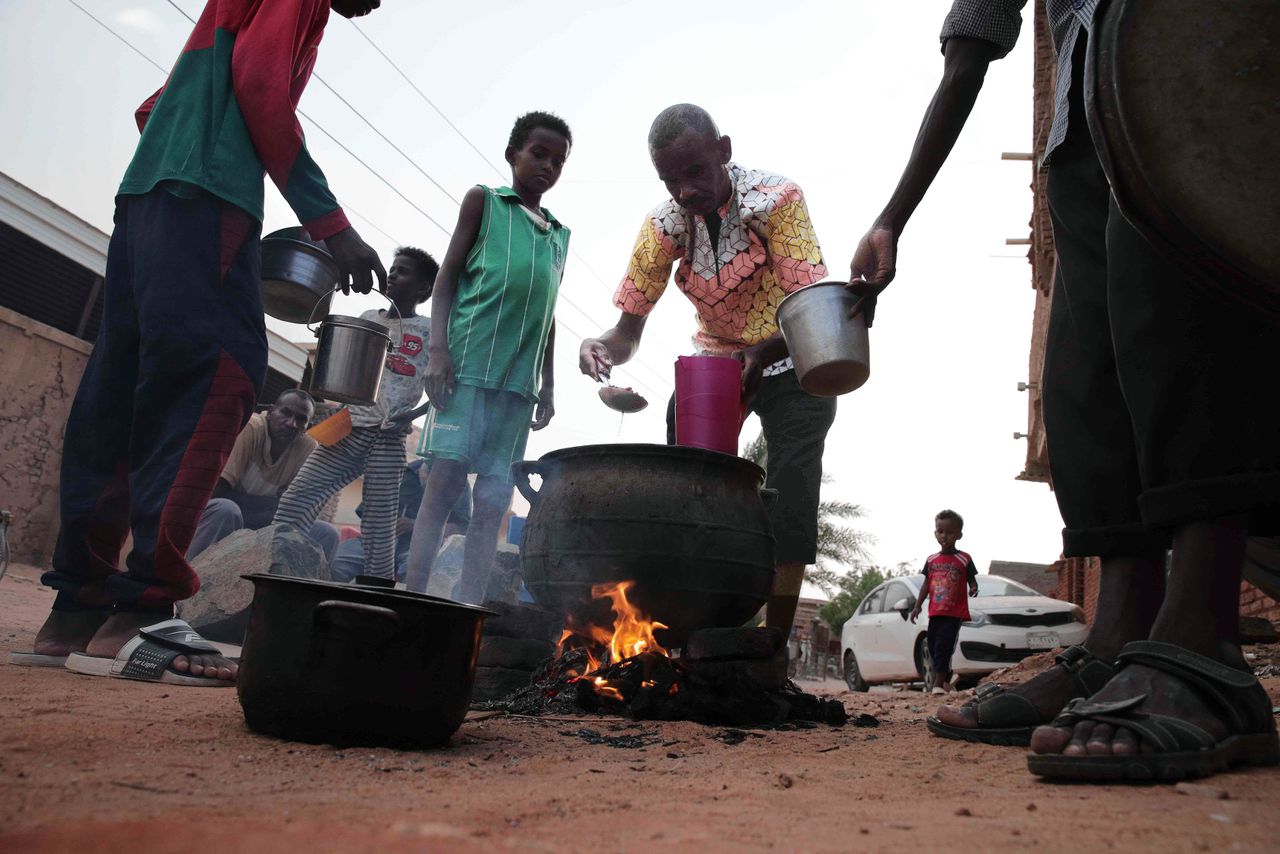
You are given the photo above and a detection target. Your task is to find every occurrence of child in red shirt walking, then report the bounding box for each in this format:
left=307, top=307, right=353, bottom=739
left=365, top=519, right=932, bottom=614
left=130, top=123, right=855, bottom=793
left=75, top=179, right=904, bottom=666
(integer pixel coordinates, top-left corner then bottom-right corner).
left=911, top=509, right=979, bottom=695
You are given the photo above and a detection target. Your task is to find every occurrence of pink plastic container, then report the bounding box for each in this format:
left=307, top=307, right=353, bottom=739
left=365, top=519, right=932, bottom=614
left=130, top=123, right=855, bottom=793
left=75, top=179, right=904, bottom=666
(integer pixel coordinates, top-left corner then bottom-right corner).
left=674, top=356, right=746, bottom=455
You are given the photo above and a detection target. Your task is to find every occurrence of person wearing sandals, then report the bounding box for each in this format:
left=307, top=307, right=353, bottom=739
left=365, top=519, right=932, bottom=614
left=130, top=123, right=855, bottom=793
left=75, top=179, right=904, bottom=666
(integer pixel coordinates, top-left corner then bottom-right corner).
left=910, top=511, right=979, bottom=696
left=16, top=0, right=388, bottom=687
left=846, top=0, right=1279, bottom=781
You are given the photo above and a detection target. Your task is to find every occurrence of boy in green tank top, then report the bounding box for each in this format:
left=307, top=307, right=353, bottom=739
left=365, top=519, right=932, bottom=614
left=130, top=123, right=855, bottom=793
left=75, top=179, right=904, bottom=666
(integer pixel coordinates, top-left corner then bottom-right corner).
left=405, top=112, right=572, bottom=604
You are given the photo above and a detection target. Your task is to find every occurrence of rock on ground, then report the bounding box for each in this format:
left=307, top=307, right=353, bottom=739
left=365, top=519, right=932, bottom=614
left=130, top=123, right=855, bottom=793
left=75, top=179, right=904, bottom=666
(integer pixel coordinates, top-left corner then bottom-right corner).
left=177, top=524, right=327, bottom=642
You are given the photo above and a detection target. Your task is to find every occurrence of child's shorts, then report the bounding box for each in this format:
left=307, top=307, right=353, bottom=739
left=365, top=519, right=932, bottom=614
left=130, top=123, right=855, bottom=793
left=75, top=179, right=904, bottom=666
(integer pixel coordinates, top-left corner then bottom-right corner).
left=418, top=384, right=533, bottom=484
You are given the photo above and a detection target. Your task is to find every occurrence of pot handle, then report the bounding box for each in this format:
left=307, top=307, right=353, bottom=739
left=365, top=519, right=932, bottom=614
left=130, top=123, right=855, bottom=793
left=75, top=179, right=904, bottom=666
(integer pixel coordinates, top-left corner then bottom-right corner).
left=304, top=287, right=404, bottom=348
left=760, top=488, right=779, bottom=512
left=314, top=599, right=402, bottom=641
left=511, top=460, right=547, bottom=506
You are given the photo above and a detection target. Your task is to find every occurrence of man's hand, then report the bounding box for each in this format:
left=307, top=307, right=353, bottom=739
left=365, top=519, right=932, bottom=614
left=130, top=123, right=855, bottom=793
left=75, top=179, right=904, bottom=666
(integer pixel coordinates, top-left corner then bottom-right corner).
left=968, top=581, right=979, bottom=598
left=325, top=227, right=387, bottom=295
left=579, top=338, right=613, bottom=382
left=531, top=387, right=554, bottom=431
left=395, top=517, right=415, bottom=538
left=424, top=347, right=456, bottom=412
left=847, top=225, right=898, bottom=326
left=909, top=606, right=922, bottom=625
left=731, top=345, right=766, bottom=404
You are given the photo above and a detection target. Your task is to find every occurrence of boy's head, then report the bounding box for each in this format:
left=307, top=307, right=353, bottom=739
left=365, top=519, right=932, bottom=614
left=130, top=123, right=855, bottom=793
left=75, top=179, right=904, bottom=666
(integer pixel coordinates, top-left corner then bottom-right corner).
left=647, top=103, right=733, bottom=218
left=506, top=112, right=573, bottom=197
left=387, top=246, right=439, bottom=305
left=934, top=509, right=964, bottom=551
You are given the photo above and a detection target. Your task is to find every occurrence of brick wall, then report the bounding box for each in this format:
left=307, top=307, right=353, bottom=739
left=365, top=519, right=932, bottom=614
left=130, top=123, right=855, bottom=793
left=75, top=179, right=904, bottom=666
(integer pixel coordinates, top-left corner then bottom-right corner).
left=1240, top=581, right=1280, bottom=622
left=1051, top=557, right=1280, bottom=626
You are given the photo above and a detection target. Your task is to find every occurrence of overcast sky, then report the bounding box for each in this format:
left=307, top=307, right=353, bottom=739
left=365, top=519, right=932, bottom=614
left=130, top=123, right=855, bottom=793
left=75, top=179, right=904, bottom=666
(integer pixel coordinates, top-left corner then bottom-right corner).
left=0, top=0, right=1065, bottom=576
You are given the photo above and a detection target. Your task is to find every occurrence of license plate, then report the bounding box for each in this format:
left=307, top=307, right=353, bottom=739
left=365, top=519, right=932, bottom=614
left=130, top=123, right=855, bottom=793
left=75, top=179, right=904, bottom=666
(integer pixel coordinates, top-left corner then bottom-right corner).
left=1027, top=631, right=1059, bottom=650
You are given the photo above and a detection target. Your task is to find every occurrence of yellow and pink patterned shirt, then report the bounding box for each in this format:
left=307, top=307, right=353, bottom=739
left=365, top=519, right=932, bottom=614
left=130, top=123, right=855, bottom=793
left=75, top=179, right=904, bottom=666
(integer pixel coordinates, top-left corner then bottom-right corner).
left=614, top=163, right=827, bottom=358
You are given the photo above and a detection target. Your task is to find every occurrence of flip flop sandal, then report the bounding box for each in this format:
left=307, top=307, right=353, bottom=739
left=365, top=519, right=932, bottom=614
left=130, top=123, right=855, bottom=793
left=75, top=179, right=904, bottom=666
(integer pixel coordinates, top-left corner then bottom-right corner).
left=1027, top=640, right=1280, bottom=782
left=64, top=618, right=234, bottom=688
left=926, top=645, right=1116, bottom=746
left=8, top=652, right=70, bottom=668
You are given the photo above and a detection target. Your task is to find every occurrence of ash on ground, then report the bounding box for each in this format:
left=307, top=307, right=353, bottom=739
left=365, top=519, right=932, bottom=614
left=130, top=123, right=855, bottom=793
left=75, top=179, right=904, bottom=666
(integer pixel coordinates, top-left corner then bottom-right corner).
left=476, top=648, right=847, bottom=728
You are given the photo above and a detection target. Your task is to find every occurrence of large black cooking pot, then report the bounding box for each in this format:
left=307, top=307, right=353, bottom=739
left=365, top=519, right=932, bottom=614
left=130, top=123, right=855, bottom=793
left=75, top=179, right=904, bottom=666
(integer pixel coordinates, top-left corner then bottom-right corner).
left=236, top=574, right=492, bottom=749
left=514, top=444, right=776, bottom=646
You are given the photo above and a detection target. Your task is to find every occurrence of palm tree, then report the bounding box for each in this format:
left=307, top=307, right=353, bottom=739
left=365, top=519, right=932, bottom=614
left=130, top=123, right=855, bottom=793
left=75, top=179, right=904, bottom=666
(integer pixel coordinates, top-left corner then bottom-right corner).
left=741, top=432, right=875, bottom=592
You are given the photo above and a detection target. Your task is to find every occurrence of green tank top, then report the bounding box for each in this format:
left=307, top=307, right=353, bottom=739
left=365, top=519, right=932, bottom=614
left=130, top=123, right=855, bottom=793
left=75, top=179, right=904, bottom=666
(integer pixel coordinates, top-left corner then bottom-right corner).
left=449, top=186, right=570, bottom=402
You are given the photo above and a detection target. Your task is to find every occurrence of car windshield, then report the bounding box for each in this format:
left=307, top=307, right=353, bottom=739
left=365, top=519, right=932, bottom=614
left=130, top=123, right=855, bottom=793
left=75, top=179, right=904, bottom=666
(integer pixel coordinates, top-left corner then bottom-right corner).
left=974, top=577, right=1038, bottom=597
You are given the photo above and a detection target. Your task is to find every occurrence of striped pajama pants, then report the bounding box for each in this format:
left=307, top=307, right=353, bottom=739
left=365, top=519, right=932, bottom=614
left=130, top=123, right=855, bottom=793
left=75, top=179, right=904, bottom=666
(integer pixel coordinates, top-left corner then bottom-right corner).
left=273, top=425, right=406, bottom=580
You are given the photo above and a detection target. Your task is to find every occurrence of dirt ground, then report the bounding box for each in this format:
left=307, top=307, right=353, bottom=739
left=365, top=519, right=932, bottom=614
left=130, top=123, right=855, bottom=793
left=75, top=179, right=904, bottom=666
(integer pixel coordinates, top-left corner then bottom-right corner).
left=2, top=563, right=1279, bottom=853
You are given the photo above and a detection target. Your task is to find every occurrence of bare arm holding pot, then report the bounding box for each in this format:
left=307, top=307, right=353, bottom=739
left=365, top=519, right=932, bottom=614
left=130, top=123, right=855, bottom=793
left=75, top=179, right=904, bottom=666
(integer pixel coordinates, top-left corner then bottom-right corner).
left=848, top=36, right=1002, bottom=323
left=424, top=187, right=486, bottom=412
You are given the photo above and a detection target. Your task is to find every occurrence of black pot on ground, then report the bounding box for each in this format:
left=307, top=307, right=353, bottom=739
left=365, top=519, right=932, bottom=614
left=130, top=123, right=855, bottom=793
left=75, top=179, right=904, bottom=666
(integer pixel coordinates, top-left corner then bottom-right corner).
left=514, top=443, right=776, bottom=646
left=236, top=574, right=492, bottom=749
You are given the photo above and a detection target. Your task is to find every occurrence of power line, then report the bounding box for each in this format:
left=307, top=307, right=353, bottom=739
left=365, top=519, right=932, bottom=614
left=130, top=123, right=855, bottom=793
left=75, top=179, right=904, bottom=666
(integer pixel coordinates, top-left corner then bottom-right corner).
left=343, top=16, right=686, bottom=374
left=83, top=0, right=670, bottom=400
left=348, top=19, right=509, bottom=181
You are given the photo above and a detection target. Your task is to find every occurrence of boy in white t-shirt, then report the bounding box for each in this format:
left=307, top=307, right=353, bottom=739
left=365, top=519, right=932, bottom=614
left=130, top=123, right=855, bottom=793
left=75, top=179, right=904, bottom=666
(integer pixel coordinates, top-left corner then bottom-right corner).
left=274, top=247, right=438, bottom=581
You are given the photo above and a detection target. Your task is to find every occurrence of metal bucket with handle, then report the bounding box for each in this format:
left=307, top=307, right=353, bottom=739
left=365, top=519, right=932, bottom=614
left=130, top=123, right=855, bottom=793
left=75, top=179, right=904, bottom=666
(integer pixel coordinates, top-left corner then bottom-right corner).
left=306, top=288, right=403, bottom=406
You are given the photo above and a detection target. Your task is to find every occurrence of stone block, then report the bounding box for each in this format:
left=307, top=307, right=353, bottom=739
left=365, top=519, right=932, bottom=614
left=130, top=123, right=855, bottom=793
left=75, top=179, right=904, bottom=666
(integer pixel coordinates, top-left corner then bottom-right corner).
left=177, top=524, right=327, bottom=643
left=684, top=627, right=784, bottom=662
left=471, top=665, right=534, bottom=703
left=477, top=636, right=555, bottom=669
left=481, top=602, right=562, bottom=642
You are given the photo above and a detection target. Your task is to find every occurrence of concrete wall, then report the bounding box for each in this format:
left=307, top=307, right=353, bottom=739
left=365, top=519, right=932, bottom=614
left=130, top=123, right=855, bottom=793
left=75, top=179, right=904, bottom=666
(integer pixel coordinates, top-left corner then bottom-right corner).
left=0, top=306, right=91, bottom=565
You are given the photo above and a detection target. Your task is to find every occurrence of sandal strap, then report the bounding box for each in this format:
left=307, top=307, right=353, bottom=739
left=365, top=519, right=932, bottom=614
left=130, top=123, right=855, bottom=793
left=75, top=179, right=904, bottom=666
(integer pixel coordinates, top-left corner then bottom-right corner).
left=1117, top=640, right=1263, bottom=733
left=1054, top=644, right=1117, bottom=696
left=969, top=683, right=1041, bottom=727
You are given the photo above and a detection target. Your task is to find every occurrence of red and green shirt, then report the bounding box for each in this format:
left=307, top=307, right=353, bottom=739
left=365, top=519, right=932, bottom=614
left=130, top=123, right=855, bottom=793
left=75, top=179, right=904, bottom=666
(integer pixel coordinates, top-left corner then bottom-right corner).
left=118, top=0, right=349, bottom=239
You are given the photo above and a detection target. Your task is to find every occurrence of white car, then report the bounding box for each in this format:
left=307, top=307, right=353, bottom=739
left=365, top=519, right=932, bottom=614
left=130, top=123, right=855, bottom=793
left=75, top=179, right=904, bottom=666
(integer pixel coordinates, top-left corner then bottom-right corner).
left=839, top=574, right=1087, bottom=691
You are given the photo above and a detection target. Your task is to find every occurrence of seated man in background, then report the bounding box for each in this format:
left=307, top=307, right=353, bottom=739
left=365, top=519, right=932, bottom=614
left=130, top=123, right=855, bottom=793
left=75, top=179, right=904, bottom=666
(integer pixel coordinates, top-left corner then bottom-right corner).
left=330, top=459, right=472, bottom=583
left=186, top=389, right=339, bottom=561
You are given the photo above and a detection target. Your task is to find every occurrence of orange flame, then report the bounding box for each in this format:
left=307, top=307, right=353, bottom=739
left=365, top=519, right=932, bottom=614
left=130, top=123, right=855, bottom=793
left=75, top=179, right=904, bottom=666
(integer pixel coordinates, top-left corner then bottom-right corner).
left=554, top=581, right=669, bottom=684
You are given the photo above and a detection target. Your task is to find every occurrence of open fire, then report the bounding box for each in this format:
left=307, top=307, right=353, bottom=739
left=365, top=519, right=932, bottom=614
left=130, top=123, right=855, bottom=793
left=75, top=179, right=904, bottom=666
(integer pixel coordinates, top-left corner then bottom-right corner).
left=482, top=579, right=847, bottom=728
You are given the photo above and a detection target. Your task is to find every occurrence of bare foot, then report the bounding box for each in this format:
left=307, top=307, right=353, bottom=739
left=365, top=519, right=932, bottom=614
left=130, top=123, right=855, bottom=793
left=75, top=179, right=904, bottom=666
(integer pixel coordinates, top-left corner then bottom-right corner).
left=32, top=610, right=111, bottom=656
left=85, top=613, right=238, bottom=683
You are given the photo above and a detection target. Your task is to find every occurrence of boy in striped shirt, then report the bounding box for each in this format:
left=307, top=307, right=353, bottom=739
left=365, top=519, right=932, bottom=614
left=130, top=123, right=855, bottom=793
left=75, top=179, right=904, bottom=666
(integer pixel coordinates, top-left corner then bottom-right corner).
left=404, top=112, right=572, bottom=604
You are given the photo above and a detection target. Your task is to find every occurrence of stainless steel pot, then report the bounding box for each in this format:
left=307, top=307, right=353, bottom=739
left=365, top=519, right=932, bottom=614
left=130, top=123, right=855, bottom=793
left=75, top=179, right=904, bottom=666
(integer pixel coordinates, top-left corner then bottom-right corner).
left=309, top=314, right=391, bottom=405
left=305, top=290, right=402, bottom=406
left=776, top=281, right=870, bottom=396
left=260, top=227, right=341, bottom=323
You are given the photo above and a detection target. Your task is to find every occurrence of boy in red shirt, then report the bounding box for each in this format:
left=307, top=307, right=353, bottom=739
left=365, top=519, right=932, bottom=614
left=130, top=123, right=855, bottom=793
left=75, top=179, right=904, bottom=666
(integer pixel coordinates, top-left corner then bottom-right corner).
left=910, top=509, right=979, bottom=695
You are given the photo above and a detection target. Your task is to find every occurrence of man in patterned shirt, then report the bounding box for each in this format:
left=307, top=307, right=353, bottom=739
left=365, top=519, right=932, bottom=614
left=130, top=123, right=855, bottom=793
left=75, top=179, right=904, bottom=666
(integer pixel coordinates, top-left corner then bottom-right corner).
left=847, top=1, right=1278, bottom=781
left=579, top=104, right=836, bottom=636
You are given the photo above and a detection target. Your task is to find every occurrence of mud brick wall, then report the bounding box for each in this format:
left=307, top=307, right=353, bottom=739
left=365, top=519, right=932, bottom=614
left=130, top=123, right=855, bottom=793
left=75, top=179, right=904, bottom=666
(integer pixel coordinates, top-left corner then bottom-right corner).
left=0, top=307, right=91, bottom=565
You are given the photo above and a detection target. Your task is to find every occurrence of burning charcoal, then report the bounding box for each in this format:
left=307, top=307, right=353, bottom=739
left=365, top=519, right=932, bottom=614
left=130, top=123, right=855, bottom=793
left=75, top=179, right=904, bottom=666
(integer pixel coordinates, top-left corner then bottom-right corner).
left=684, top=627, right=784, bottom=662
left=477, top=636, right=556, bottom=670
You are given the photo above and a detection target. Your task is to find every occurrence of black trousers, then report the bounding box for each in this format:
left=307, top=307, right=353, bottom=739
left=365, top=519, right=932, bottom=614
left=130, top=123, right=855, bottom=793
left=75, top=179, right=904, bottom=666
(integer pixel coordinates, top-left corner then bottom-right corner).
left=1043, top=70, right=1280, bottom=558
left=927, top=616, right=962, bottom=679
left=667, top=369, right=836, bottom=565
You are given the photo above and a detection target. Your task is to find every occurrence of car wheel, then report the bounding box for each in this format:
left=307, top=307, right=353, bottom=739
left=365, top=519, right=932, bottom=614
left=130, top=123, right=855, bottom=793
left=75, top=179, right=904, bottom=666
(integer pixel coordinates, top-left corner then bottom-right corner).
left=843, top=651, right=868, bottom=692
left=916, top=634, right=934, bottom=691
